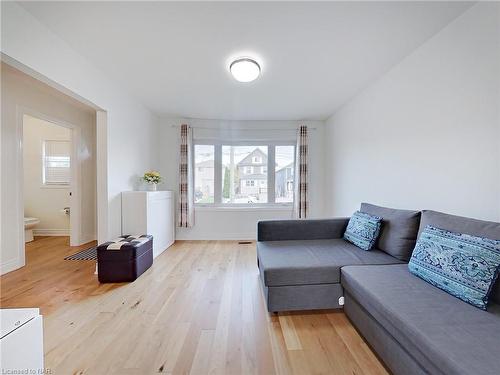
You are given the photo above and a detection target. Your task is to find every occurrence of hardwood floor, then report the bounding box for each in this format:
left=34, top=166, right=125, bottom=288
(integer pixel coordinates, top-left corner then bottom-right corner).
left=1, top=237, right=388, bottom=375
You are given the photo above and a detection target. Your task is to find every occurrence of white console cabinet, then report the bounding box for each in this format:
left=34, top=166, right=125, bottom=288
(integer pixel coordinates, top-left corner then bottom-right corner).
left=0, top=308, right=44, bottom=373
left=121, top=191, right=175, bottom=258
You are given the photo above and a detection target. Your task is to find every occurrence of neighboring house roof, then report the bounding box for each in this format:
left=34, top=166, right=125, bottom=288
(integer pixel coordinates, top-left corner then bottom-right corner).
left=237, top=148, right=268, bottom=167
left=195, top=159, right=214, bottom=168
left=276, top=162, right=294, bottom=173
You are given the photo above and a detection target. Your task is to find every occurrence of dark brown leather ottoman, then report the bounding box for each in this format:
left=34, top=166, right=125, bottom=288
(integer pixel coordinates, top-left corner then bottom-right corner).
left=97, top=235, right=153, bottom=283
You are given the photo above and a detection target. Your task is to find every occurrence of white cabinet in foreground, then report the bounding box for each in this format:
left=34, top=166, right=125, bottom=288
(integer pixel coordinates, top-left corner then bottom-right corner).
left=122, top=191, right=175, bottom=258
left=0, top=308, right=44, bottom=373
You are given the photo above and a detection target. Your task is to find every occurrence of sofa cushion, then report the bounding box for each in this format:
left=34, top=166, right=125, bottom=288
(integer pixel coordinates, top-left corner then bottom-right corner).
left=418, top=210, right=500, bottom=304
left=256, top=239, right=402, bottom=287
left=409, top=225, right=500, bottom=310
left=341, top=264, right=500, bottom=375
left=343, top=211, right=382, bottom=250
left=360, top=203, right=421, bottom=261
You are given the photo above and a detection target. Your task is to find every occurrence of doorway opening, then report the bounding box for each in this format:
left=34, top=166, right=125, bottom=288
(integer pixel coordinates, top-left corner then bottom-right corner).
left=22, top=113, right=96, bottom=262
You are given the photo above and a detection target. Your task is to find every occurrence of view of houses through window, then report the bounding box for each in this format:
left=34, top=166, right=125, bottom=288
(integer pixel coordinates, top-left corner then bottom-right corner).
left=275, top=145, right=295, bottom=203
left=194, top=145, right=215, bottom=203
left=194, top=143, right=295, bottom=205
left=222, top=145, right=268, bottom=204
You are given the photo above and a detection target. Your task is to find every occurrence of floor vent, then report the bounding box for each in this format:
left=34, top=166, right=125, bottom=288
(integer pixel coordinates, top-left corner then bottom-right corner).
left=238, top=241, right=253, bottom=245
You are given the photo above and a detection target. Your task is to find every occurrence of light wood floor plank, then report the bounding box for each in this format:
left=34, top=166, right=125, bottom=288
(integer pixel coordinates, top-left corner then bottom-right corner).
left=327, top=312, right=388, bottom=375
left=278, top=314, right=303, bottom=351
left=190, top=330, right=215, bottom=375
left=0, top=237, right=389, bottom=375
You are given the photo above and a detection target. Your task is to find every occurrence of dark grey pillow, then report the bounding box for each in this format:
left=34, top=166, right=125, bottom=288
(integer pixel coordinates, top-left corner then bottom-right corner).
left=360, top=203, right=421, bottom=261
left=418, top=210, right=500, bottom=305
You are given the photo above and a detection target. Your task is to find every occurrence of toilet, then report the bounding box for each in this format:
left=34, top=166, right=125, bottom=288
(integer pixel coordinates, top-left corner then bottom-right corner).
left=24, top=217, right=40, bottom=242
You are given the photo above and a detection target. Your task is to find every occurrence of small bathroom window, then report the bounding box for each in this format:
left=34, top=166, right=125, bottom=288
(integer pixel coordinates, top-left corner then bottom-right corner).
left=42, top=140, right=71, bottom=186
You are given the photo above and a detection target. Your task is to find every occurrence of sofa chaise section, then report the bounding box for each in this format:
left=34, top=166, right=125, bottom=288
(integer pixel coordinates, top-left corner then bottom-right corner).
left=341, top=210, right=500, bottom=375
left=342, top=264, right=500, bottom=375
left=257, top=218, right=404, bottom=312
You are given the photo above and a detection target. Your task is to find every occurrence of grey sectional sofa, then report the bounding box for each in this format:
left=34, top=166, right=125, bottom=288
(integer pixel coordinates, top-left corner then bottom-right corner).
left=257, top=204, right=500, bottom=375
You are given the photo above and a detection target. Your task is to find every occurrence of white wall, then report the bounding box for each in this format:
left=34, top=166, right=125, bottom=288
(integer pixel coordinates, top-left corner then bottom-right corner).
left=324, top=2, right=500, bottom=221
left=158, top=118, right=326, bottom=240
left=23, top=116, right=71, bottom=234
left=1, top=3, right=159, bottom=273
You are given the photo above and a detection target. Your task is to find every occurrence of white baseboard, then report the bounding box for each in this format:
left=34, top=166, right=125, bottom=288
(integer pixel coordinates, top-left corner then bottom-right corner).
left=33, top=229, right=70, bottom=236
left=175, top=232, right=254, bottom=241
left=0, top=257, right=23, bottom=275
left=79, top=233, right=97, bottom=245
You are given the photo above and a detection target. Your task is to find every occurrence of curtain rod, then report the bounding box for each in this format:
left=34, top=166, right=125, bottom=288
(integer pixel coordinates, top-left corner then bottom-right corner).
left=169, top=125, right=318, bottom=131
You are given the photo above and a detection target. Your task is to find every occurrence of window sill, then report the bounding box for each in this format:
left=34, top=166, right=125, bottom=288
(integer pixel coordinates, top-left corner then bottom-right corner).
left=194, top=204, right=293, bottom=212
left=40, top=185, right=71, bottom=190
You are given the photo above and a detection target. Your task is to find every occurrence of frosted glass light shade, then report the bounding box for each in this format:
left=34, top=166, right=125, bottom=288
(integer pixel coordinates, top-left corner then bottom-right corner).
left=230, top=58, right=261, bottom=82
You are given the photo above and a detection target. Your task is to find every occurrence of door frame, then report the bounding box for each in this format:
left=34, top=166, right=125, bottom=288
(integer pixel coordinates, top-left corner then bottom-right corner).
left=1, top=57, right=108, bottom=276
left=18, top=108, right=83, bottom=248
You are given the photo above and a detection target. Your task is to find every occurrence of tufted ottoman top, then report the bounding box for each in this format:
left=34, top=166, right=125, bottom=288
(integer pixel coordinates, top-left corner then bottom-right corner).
left=97, top=235, right=153, bottom=261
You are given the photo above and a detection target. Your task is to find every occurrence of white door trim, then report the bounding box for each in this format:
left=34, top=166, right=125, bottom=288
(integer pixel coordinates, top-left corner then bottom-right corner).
left=19, top=108, right=83, bottom=246
left=96, top=110, right=108, bottom=244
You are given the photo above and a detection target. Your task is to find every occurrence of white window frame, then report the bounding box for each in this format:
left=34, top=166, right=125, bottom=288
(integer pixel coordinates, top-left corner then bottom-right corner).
left=194, top=139, right=295, bottom=208
left=42, top=139, right=71, bottom=187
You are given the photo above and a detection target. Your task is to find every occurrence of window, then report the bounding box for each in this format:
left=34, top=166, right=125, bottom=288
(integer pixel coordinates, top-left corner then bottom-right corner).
left=194, top=145, right=215, bottom=203
left=275, top=146, right=295, bottom=203
left=194, top=142, right=295, bottom=206
left=222, top=145, right=268, bottom=204
left=42, top=140, right=71, bottom=186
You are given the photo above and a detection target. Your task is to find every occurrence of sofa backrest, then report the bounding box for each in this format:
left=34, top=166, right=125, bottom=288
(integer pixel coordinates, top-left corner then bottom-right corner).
left=418, top=210, right=500, bottom=305
left=360, top=203, right=421, bottom=262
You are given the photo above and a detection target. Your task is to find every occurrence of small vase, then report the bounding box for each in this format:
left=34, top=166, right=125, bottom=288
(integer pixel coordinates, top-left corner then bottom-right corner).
left=148, top=184, right=157, bottom=191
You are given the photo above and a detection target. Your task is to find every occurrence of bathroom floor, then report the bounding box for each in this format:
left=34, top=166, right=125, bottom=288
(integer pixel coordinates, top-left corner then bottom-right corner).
left=28, top=235, right=69, bottom=245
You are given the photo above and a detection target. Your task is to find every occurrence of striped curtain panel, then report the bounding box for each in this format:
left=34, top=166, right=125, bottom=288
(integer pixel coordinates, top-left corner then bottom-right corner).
left=178, top=124, right=194, bottom=227
left=293, top=125, right=308, bottom=219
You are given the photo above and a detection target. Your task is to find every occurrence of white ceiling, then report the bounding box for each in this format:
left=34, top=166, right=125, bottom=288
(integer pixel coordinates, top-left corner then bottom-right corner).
left=20, top=1, right=473, bottom=121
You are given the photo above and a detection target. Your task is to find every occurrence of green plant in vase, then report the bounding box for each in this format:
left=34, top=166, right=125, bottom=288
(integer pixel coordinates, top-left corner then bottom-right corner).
left=143, top=171, right=162, bottom=191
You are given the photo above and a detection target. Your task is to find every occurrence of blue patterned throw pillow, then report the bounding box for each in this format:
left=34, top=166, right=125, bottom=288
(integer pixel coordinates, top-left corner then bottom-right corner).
left=408, top=225, right=500, bottom=310
left=343, top=211, right=382, bottom=250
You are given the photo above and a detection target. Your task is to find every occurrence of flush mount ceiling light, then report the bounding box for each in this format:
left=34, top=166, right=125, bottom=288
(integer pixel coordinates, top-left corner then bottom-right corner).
left=229, top=57, right=261, bottom=83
